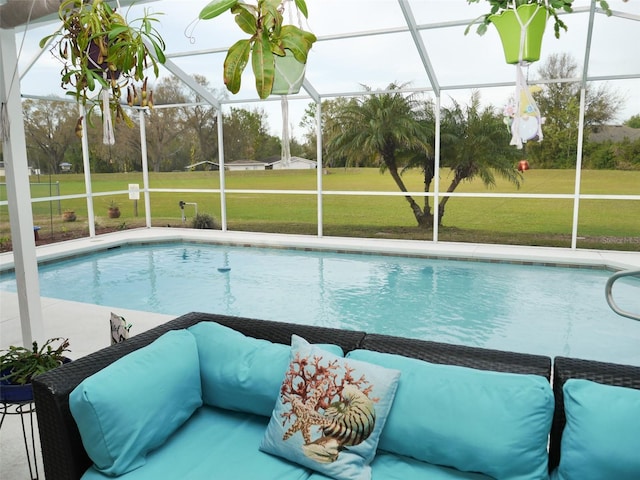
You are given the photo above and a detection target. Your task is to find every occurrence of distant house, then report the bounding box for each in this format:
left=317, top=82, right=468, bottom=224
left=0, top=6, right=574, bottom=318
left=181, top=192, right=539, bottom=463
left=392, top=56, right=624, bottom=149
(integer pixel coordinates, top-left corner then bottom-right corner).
left=184, top=161, right=220, bottom=171
left=589, top=125, right=640, bottom=143
left=224, top=157, right=317, bottom=171
left=269, top=156, right=317, bottom=170
left=225, top=160, right=267, bottom=171
left=0, top=162, right=36, bottom=176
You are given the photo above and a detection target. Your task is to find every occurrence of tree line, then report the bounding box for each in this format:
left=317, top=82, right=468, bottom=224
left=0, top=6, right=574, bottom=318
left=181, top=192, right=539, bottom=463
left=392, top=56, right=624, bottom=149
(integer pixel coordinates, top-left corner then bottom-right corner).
left=1, top=53, right=636, bottom=227
left=2, top=53, right=636, bottom=177
left=7, top=75, right=308, bottom=175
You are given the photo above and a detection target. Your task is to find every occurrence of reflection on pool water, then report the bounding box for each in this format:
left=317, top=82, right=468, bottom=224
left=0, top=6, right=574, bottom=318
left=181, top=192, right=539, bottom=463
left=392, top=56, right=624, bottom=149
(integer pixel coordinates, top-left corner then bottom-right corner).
left=1, top=243, right=639, bottom=366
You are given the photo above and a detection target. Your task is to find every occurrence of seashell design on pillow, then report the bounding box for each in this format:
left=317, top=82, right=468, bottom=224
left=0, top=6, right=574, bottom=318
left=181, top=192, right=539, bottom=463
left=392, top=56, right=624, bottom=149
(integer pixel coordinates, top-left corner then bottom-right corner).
left=280, top=352, right=377, bottom=463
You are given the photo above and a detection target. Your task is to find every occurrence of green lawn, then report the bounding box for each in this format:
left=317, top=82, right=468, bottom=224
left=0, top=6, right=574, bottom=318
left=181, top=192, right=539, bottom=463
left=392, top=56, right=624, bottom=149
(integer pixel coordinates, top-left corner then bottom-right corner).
left=1, top=168, right=638, bottom=251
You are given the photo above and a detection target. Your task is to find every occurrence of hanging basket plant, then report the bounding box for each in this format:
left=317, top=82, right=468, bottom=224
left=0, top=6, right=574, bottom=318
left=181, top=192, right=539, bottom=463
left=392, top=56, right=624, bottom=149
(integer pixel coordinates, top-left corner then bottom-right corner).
left=465, top=0, right=613, bottom=150
left=272, top=49, right=306, bottom=94
left=199, top=0, right=316, bottom=99
left=40, top=0, right=166, bottom=128
left=489, top=4, right=548, bottom=64
left=465, top=0, right=612, bottom=62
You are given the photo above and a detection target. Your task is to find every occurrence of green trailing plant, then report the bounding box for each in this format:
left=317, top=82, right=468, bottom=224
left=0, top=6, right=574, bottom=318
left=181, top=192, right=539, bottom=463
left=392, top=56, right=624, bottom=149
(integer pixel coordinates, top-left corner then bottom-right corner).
left=1, top=338, right=71, bottom=385
left=199, top=0, right=316, bottom=99
left=465, top=0, right=612, bottom=38
left=40, top=0, right=166, bottom=127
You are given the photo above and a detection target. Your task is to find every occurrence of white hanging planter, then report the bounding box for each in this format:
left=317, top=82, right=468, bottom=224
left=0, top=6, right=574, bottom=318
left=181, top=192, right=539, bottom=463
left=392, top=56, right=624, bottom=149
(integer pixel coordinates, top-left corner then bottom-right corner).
left=272, top=50, right=306, bottom=96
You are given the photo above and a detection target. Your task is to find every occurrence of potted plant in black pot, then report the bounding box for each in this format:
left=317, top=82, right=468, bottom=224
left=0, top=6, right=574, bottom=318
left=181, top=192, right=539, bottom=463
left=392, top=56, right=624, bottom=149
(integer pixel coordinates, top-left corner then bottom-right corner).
left=40, top=0, right=166, bottom=139
left=465, top=0, right=612, bottom=64
left=1, top=338, right=71, bottom=403
left=199, top=0, right=316, bottom=99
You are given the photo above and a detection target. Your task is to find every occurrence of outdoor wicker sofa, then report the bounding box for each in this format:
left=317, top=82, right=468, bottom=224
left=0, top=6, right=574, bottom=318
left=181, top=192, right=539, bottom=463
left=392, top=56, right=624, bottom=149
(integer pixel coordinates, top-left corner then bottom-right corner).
left=32, top=311, right=640, bottom=480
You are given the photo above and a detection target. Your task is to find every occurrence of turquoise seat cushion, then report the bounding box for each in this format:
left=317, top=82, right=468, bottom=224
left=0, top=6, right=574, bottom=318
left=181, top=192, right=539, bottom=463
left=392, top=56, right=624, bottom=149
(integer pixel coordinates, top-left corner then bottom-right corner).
left=80, top=406, right=312, bottom=480
left=260, top=335, right=401, bottom=480
left=70, top=330, right=203, bottom=476
left=309, top=451, right=492, bottom=480
left=551, top=379, right=640, bottom=480
left=188, top=321, right=343, bottom=417
left=347, top=349, right=554, bottom=480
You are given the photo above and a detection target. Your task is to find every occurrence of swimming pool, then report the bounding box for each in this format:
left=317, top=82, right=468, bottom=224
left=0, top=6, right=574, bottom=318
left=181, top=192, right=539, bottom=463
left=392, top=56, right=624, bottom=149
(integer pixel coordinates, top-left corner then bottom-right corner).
left=1, top=242, right=639, bottom=366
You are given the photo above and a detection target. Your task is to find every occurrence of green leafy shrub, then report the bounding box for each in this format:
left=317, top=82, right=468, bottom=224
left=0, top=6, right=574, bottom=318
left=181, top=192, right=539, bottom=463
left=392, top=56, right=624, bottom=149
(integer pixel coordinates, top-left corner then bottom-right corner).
left=192, top=213, right=218, bottom=229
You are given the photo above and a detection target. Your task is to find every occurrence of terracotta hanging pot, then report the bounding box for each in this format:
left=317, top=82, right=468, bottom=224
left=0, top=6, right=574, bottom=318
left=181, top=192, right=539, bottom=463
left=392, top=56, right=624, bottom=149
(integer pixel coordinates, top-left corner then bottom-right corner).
left=489, top=4, right=548, bottom=64
left=272, top=50, right=306, bottom=95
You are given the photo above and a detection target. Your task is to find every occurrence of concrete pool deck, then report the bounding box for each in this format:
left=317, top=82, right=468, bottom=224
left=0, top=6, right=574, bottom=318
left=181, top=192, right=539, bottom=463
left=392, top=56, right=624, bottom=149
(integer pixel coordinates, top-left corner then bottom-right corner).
left=1, top=228, right=639, bottom=479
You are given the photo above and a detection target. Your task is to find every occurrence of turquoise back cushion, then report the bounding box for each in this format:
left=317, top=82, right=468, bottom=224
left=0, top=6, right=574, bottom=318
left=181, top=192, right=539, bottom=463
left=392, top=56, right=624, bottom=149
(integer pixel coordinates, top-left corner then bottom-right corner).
left=69, top=330, right=203, bottom=476
left=347, top=349, right=554, bottom=480
left=552, top=379, right=640, bottom=480
left=188, top=321, right=343, bottom=417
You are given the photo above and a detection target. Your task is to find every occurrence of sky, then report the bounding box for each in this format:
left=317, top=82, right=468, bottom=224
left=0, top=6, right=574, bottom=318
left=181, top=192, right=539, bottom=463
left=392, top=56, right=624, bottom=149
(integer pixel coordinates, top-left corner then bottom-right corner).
left=10, top=0, right=640, bottom=141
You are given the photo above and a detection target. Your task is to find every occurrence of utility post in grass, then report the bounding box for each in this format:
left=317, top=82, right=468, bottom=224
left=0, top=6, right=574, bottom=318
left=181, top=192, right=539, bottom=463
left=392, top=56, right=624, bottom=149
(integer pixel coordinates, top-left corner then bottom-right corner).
left=129, top=184, right=140, bottom=217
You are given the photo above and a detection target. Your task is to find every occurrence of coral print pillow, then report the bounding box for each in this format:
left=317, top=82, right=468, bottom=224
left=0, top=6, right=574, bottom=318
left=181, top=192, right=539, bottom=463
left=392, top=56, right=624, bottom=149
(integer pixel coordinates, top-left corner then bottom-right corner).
left=260, top=335, right=401, bottom=480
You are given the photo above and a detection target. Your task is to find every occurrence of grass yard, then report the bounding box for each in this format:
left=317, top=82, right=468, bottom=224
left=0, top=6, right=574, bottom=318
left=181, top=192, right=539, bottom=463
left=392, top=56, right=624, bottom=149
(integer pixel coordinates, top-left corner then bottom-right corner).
left=1, top=168, right=638, bottom=251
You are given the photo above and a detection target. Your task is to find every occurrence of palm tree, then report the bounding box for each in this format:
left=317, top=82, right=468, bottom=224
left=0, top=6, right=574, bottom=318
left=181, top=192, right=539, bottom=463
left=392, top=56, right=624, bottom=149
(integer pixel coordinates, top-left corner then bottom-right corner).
left=327, top=83, right=434, bottom=228
left=327, top=86, right=521, bottom=229
left=438, top=91, right=522, bottom=225
left=400, top=99, right=438, bottom=227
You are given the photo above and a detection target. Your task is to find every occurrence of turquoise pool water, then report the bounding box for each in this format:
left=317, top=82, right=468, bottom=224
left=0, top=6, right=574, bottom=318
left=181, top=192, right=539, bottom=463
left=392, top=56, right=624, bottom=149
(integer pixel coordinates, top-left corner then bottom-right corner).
left=1, top=243, right=639, bottom=365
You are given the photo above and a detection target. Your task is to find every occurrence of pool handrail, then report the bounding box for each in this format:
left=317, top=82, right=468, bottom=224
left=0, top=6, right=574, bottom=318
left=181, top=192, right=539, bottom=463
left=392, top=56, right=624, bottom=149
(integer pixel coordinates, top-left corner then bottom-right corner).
left=605, top=269, right=640, bottom=322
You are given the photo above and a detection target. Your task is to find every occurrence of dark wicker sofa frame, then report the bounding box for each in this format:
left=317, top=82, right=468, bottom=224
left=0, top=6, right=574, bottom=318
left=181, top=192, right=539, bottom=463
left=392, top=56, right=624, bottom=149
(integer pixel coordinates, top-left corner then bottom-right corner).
left=31, top=311, right=638, bottom=480
left=549, top=356, right=640, bottom=470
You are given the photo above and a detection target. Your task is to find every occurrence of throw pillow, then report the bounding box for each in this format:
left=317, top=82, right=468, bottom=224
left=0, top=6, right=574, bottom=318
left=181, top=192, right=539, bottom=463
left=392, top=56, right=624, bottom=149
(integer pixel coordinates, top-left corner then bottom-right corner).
left=188, top=321, right=344, bottom=417
left=552, top=379, right=640, bottom=480
left=260, top=335, right=401, bottom=480
left=347, top=349, right=554, bottom=480
left=109, top=311, right=131, bottom=345
left=69, top=330, right=202, bottom=476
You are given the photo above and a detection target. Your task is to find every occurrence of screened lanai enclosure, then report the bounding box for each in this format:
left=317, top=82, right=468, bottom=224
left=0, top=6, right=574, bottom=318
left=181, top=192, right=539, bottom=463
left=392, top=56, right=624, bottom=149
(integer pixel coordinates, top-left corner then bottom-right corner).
left=1, top=0, right=639, bottom=343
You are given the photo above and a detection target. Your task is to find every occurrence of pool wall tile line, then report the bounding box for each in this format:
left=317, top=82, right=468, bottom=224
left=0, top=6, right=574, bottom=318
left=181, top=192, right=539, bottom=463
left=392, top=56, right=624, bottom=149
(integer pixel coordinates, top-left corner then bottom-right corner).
left=1, top=227, right=639, bottom=274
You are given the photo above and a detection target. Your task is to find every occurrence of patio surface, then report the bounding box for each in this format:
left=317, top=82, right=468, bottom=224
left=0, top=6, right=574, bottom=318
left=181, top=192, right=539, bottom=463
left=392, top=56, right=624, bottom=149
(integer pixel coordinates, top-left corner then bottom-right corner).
left=1, top=228, right=639, bottom=479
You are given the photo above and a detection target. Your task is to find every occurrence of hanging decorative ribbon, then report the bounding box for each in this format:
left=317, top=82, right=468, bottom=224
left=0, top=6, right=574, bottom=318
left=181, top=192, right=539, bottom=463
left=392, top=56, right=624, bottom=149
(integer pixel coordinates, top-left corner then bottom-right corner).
left=100, top=0, right=121, bottom=145
left=102, top=78, right=115, bottom=145
left=504, top=0, right=545, bottom=149
left=281, top=95, right=291, bottom=167
left=278, top=0, right=309, bottom=166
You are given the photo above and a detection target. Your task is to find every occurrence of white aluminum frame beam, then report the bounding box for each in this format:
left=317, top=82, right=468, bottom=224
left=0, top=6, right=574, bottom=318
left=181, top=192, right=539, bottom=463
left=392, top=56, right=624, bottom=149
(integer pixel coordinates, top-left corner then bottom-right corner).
left=0, top=27, right=44, bottom=346
left=397, top=0, right=440, bottom=97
